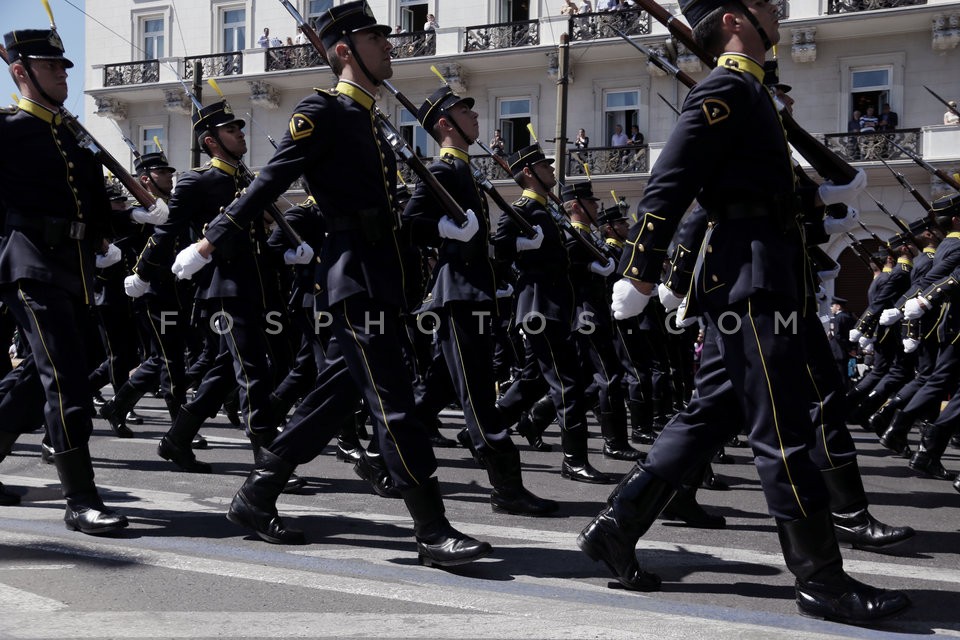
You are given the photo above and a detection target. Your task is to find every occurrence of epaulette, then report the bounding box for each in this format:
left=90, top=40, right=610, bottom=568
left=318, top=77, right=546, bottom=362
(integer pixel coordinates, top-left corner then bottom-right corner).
left=0, top=105, right=18, bottom=115
left=193, top=163, right=213, bottom=172
left=317, top=87, right=338, bottom=97
left=439, top=155, right=455, bottom=166
left=513, top=196, right=531, bottom=207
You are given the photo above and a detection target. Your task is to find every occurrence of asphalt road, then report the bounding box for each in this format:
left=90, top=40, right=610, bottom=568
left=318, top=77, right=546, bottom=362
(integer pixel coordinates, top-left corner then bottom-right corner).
left=0, top=396, right=958, bottom=639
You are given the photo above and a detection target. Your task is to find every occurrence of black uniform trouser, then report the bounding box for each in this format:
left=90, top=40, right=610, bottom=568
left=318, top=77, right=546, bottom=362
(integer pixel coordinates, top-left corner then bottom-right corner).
left=413, top=302, right=513, bottom=456
left=901, top=342, right=960, bottom=419
left=850, top=325, right=898, bottom=395
left=497, top=318, right=586, bottom=431
left=576, top=314, right=623, bottom=416
left=0, top=282, right=94, bottom=453
left=127, top=294, right=188, bottom=404
left=89, top=301, right=141, bottom=392
left=0, top=354, right=45, bottom=437
left=272, top=307, right=320, bottom=405
left=184, top=298, right=275, bottom=437
left=892, top=335, right=939, bottom=405
left=270, top=294, right=437, bottom=490
left=0, top=307, right=16, bottom=380
left=643, top=295, right=828, bottom=521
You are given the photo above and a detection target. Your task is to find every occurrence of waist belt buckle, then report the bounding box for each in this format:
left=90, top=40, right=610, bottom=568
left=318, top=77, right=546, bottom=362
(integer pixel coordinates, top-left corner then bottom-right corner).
left=69, top=221, right=86, bottom=241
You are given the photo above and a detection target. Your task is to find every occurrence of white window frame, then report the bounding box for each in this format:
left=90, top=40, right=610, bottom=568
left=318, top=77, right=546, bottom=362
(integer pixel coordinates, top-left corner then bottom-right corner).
left=140, top=124, right=166, bottom=157
left=132, top=7, right=171, bottom=60
left=399, top=108, right=430, bottom=158
left=217, top=3, right=247, bottom=53
left=497, top=96, right=532, bottom=155
left=838, top=53, right=905, bottom=131
left=400, top=0, right=430, bottom=33
left=306, top=0, right=334, bottom=30
left=603, top=88, right=641, bottom=146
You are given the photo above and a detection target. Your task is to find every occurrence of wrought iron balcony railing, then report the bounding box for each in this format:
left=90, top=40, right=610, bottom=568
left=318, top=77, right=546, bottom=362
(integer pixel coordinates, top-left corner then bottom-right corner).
left=464, top=19, right=540, bottom=52
left=821, top=129, right=921, bottom=163
left=827, top=0, right=924, bottom=15
left=103, top=59, right=160, bottom=87
left=567, top=145, right=649, bottom=176
left=389, top=30, right=437, bottom=59
left=570, top=8, right=651, bottom=42
left=264, top=44, right=327, bottom=71
left=183, top=52, right=243, bottom=79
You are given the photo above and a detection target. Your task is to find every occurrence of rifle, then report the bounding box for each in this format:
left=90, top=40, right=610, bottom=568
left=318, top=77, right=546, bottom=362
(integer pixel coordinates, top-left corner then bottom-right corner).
left=845, top=232, right=885, bottom=271
left=877, top=156, right=932, bottom=211
left=924, top=85, right=960, bottom=119
left=614, top=5, right=859, bottom=185
left=867, top=192, right=924, bottom=251
left=856, top=219, right=894, bottom=259
left=883, top=135, right=960, bottom=192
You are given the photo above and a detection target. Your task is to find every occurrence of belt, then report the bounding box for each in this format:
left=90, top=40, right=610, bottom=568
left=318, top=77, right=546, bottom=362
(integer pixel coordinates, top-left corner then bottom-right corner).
left=707, top=195, right=801, bottom=229
left=6, top=212, right=87, bottom=243
left=325, top=208, right=393, bottom=242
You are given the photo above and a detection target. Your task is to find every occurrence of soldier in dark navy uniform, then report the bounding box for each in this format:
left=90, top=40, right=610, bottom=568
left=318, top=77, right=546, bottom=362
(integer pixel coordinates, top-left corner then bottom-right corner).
left=493, top=144, right=612, bottom=484
left=576, top=0, right=908, bottom=624
left=403, top=86, right=557, bottom=516
left=0, top=29, right=128, bottom=532
left=180, top=1, right=491, bottom=567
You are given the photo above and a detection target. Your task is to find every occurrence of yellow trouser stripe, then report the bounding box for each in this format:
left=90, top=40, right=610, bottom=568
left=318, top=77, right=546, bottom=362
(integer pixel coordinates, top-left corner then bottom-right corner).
left=804, top=362, right=834, bottom=469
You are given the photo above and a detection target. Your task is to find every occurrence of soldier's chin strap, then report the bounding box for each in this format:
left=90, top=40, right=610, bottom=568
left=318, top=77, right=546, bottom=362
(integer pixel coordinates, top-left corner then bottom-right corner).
left=735, top=0, right=774, bottom=52
left=145, top=174, right=171, bottom=199
left=344, top=34, right=382, bottom=88
left=22, top=58, right=64, bottom=108
left=209, top=128, right=244, bottom=166
left=439, top=108, right=476, bottom=147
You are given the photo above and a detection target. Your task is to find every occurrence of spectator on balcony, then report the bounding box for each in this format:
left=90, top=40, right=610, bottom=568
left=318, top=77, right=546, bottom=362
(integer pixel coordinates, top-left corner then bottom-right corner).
left=257, top=28, right=271, bottom=48
left=944, top=100, right=959, bottom=125
left=598, top=0, right=619, bottom=10
left=424, top=14, right=439, bottom=31
left=610, top=124, right=628, bottom=147
left=561, top=0, right=579, bottom=15
left=575, top=128, right=590, bottom=149
left=858, top=106, right=878, bottom=133
left=579, top=0, right=594, bottom=13
left=395, top=24, right=406, bottom=34
left=847, top=109, right=861, bottom=134
left=294, top=26, right=307, bottom=45
left=877, top=104, right=898, bottom=132
left=627, top=124, right=644, bottom=145
left=490, top=129, right=506, bottom=156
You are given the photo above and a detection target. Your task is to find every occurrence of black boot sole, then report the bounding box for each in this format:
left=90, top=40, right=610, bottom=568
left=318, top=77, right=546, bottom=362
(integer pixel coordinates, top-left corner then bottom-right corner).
left=417, top=544, right=493, bottom=568
left=576, top=531, right=662, bottom=592
left=491, top=500, right=559, bottom=517
left=225, top=510, right=306, bottom=545
left=560, top=466, right=615, bottom=484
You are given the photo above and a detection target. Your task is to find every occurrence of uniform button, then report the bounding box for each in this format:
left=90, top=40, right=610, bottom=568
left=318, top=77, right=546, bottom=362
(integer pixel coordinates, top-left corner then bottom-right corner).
left=72, top=188, right=78, bottom=194
left=67, top=162, right=75, bottom=168
left=630, top=267, right=639, bottom=275
left=667, top=280, right=672, bottom=286
left=707, top=221, right=714, bottom=228
left=706, top=245, right=712, bottom=253
left=711, top=275, right=718, bottom=282
left=68, top=176, right=74, bottom=182
left=637, top=244, right=644, bottom=252
left=646, top=222, right=654, bottom=231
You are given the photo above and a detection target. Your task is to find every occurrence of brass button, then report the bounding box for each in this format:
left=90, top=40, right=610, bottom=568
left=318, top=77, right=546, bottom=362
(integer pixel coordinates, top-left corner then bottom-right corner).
left=67, top=162, right=74, bottom=168
left=68, top=176, right=74, bottom=182
left=711, top=275, right=718, bottom=282
left=706, top=245, right=713, bottom=253
left=630, top=267, right=639, bottom=275
left=667, top=280, right=672, bottom=286
left=646, top=222, right=654, bottom=231
left=637, top=244, right=644, bottom=252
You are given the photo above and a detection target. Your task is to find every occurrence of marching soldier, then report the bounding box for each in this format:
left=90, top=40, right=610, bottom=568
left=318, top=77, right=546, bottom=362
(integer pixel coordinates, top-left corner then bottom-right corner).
left=404, top=85, right=557, bottom=516
left=181, top=1, right=492, bottom=567
left=576, top=0, right=908, bottom=624
left=0, top=28, right=128, bottom=532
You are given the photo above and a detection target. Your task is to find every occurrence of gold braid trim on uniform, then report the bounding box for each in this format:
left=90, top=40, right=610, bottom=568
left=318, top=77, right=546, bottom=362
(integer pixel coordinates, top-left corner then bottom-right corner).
left=440, top=147, right=470, bottom=163
left=520, top=189, right=547, bottom=205
left=17, top=97, right=58, bottom=124
left=335, top=80, right=375, bottom=111
left=211, top=157, right=238, bottom=176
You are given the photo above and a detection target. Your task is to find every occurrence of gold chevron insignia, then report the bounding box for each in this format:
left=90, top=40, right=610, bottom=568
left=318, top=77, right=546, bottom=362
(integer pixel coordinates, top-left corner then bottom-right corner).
left=701, top=99, right=730, bottom=125
left=289, top=113, right=314, bottom=140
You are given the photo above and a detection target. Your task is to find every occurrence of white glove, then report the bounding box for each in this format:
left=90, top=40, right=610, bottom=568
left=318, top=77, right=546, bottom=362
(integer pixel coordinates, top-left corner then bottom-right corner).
left=171, top=243, right=212, bottom=280
left=515, top=225, right=543, bottom=252
left=818, top=169, right=867, bottom=207
left=95, top=243, right=122, bottom=269
left=283, top=242, right=315, bottom=265
left=849, top=328, right=863, bottom=342
left=124, top=273, right=150, bottom=298
left=589, top=258, right=615, bottom=277
left=822, top=206, right=860, bottom=235
left=858, top=335, right=874, bottom=349
left=496, top=283, right=514, bottom=299
left=611, top=278, right=651, bottom=320
left=657, top=282, right=684, bottom=312
left=879, top=308, right=903, bottom=326
left=437, top=209, right=479, bottom=242
left=862, top=341, right=874, bottom=355
left=674, top=295, right=698, bottom=328
left=903, top=296, right=931, bottom=320
left=130, top=200, right=169, bottom=225
left=902, top=337, right=920, bottom=353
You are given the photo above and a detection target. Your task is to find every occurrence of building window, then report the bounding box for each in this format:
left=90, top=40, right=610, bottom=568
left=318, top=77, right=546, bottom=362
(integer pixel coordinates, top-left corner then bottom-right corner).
left=141, top=16, right=165, bottom=59
left=500, top=0, right=530, bottom=22
left=850, top=66, right=892, bottom=119
left=221, top=7, right=246, bottom=52
left=400, top=0, right=428, bottom=33
left=140, top=126, right=164, bottom=156
left=399, top=108, right=429, bottom=158
left=604, top=89, right=639, bottom=146
left=498, top=97, right=531, bottom=156
left=307, top=0, right=333, bottom=30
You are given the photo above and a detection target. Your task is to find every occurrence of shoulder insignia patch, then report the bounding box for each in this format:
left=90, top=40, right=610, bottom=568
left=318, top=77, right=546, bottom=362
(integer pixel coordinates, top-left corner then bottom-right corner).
left=289, top=113, right=314, bottom=141
left=701, top=99, right=730, bottom=126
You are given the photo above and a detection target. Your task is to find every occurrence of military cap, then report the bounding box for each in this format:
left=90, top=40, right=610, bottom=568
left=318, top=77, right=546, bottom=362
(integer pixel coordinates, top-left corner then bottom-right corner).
left=831, top=296, right=847, bottom=305
left=3, top=29, right=74, bottom=68
left=417, top=86, right=475, bottom=131
left=872, top=251, right=890, bottom=262
left=507, top=143, right=554, bottom=176
left=315, top=0, right=391, bottom=52
left=678, top=0, right=730, bottom=29
left=907, top=218, right=932, bottom=235
left=887, top=233, right=911, bottom=251
left=560, top=181, right=599, bottom=203
left=930, top=192, right=960, bottom=218
left=598, top=204, right=627, bottom=225
left=104, top=179, right=127, bottom=202
left=134, top=152, right=174, bottom=175
left=192, top=100, right=245, bottom=137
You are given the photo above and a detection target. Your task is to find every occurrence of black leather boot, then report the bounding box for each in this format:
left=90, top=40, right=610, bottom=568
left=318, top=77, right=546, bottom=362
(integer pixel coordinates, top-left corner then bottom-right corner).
left=660, top=480, right=725, bottom=529
left=456, top=428, right=485, bottom=469
left=628, top=400, right=656, bottom=445
left=158, top=406, right=212, bottom=473
left=850, top=390, right=885, bottom=433
left=953, top=476, right=960, bottom=494
left=516, top=395, right=554, bottom=452
left=560, top=425, right=614, bottom=484
left=336, top=416, right=364, bottom=464
left=484, top=446, right=558, bottom=516
left=226, top=447, right=306, bottom=545
left=354, top=450, right=401, bottom=498
left=98, top=382, right=145, bottom=438
left=53, top=445, right=128, bottom=535
left=700, top=463, right=729, bottom=490
left=401, top=477, right=492, bottom=567
left=908, top=422, right=957, bottom=480
left=777, top=509, right=910, bottom=624
left=577, top=465, right=669, bottom=592
left=0, top=431, right=21, bottom=506
left=426, top=418, right=458, bottom=448
left=40, top=434, right=54, bottom=464
left=868, top=396, right=903, bottom=437
left=250, top=429, right=307, bottom=494
left=600, top=411, right=643, bottom=461
left=164, top=397, right=205, bottom=450
left=879, top=409, right=915, bottom=458
left=822, top=462, right=914, bottom=552
left=125, top=410, right=143, bottom=425
left=222, top=388, right=241, bottom=426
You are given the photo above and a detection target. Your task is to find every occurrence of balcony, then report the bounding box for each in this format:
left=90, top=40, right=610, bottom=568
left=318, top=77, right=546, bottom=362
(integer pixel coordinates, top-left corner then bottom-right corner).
left=103, top=59, right=159, bottom=87
left=264, top=44, right=327, bottom=72
left=183, top=52, right=243, bottom=79
left=389, top=30, right=437, bottom=59
left=465, top=19, right=540, bottom=52
left=566, top=145, right=649, bottom=176
left=570, top=8, right=651, bottom=42
left=826, top=0, right=925, bottom=15
left=821, top=129, right=921, bottom=163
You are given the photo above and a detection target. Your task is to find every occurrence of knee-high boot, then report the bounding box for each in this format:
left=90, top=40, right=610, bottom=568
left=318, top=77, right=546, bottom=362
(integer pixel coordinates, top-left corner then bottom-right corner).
left=401, top=477, right=492, bottom=567
left=868, top=395, right=904, bottom=437
left=660, top=477, right=725, bottom=529
left=821, top=461, right=914, bottom=551
left=628, top=399, right=655, bottom=445
left=908, top=422, right=957, bottom=480
left=484, top=446, right=558, bottom=516
left=600, top=410, right=642, bottom=461
left=0, top=430, right=21, bottom=506
left=560, top=424, right=613, bottom=484
left=879, top=409, right=916, bottom=458
left=577, top=465, right=670, bottom=591
left=98, top=382, right=146, bottom=438
left=226, top=447, right=306, bottom=545
left=516, top=395, right=554, bottom=452
left=52, top=445, right=128, bottom=535
left=158, top=406, right=212, bottom=473
left=777, top=509, right=910, bottom=623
